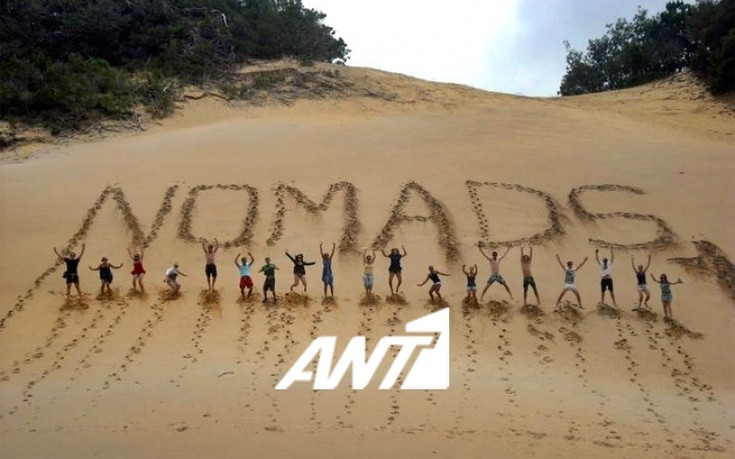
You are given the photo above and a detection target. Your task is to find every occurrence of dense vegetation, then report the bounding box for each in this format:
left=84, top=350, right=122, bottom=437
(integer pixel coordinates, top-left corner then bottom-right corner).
left=559, top=0, right=734, bottom=96
left=0, top=0, right=349, bottom=133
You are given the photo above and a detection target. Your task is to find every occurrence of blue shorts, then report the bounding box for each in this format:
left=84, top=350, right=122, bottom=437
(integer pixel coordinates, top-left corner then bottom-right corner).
left=322, top=274, right=334, bottom=286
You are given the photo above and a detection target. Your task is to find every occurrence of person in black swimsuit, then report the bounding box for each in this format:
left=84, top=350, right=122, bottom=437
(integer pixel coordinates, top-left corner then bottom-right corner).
left=631, top=254, right=652, bottom=309
left=89, top=256, right=123, bottom=295
left=462, top=264, right=478, bottom=305
left=417, top=265, right=450, bottom=303
left=286, top=250, right=315, bottom=293
left=382, top=245, right=408, bottom=295
left=54, top=243, right=86, bottom=297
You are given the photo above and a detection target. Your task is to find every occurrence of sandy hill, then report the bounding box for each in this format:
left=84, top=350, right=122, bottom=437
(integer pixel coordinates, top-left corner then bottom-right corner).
left=1, top=61, right=733, bottom=458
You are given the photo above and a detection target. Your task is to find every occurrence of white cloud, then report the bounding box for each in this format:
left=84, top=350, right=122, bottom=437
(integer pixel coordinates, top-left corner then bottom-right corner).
left=303, top=0, right=684, bottom=97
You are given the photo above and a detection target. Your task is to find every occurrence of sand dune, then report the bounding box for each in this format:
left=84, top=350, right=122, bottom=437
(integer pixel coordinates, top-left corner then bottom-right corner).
left=1, top=63, right=734, bottom=458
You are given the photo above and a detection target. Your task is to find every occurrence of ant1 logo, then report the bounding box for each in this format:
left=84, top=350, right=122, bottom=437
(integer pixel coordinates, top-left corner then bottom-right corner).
left=275, top=308, right=450, bottom=390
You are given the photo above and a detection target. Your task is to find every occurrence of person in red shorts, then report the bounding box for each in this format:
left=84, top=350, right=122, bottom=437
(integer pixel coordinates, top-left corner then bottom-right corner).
left=235, top=252, right=255, bottom=299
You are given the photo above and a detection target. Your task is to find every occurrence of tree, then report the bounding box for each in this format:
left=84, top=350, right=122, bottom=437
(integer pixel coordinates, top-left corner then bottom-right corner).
left=559, top=0, right=733, bottom=95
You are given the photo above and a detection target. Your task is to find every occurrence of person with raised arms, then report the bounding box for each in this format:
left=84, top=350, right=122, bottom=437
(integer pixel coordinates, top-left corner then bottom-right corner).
left=285, top=250, right=315, bottom=293
left=479, top=244, right=513, bottom=301
left=417, top=265, right=450, bottom=303
left=54, top=243, right=85, bottom=297
left=596, top=247, right=617, bottom=306
left=462, top=264, right=478, bottom=305
left=521, top=246, right=540, bottom=306
left=89, top=256, right=123, bottom=295
left=319, top=242, right=336, bottom=298
left=382, top=245, right=407, bottom=295
left=201, top=238, right=219, bottom=291
left=554, top=253, right=588, bottom=311
left=234, top=252, right=255, bottom=300
left=631, top=254, right=652, bottom=309
left=127, top=246, right=146, bottom=292
left=363, top=248, right=376, bottom=300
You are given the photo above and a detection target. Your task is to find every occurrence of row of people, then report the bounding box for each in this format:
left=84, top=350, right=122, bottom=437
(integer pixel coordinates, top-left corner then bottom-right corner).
left=54, top=242, right=684, bottom=319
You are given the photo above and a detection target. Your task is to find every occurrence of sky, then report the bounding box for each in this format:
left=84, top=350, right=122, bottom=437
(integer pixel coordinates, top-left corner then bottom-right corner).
left=302, top=0, right=680, bottom=97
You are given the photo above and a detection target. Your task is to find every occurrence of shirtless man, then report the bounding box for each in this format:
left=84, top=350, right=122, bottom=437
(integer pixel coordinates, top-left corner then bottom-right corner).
left=520, top=246, right=540, bottom=305
left=201, top=238, right=219, bottom=290
left=479, top=244, right=513, bottom=301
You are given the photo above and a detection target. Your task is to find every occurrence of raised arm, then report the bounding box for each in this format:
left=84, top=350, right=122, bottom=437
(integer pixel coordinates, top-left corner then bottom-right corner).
left=520, top=246, right=525, bottom=261
left=499, top=246, right=511, bottom=261
left=285, top=251, right=295, bottom=263
left=577, top=256, right=589, bottom=270
left=330, top=242, right=336, bottom=259
left=201, top=239, right=207, bottom=253
left=319, top=242, right=325, bottom=257
left=479, top=244, right=491, bottom=261
left=214, top=238, right=219, bottom=252
left=610, top=247, right=614, bottom=263
left=555, top=254, right=565, bottom=270
left=595, top=248, right=601, bottom=264
left=381, top=249, right=389, bottom=258
left=78, top=243, right=86, bottom=259
left=462, top=264, right=469, bottom=276
left=631, top=256, right=637, bottom=273
left=650, top=273, right=661, bottom=283
left=437, top=270, right=451, bottom=276
left=53, top=247, right=63, bottom=259
left=401, top=245, right=407, bottom=257
left=234, top=253, right=241, bottom=267
left=127, top=247, right=134, bottom=260
left=529, top=246, right=533, bottom=260
left=248, top=252, right=255, bottom=265
left=139, top=246, right=144, bottom=261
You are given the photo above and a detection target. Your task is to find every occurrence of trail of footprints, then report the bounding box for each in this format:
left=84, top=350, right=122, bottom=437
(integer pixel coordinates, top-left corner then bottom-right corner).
left=171, top=306, right=214, bottom=388
left=371, top=181, right=460, bottom=263
left=266, top=182, right=360, bottom=254
left=384, top=299, right=406, bottom=428
left=451, top=304, right=479, bottom=431
left=614, top=316, right=675, bottom=448
left=465, top=181, right=565, bottom=248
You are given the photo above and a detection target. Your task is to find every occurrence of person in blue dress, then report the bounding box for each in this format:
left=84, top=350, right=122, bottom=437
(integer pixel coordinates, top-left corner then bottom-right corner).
left=319, top=242, right=336, bottom=298
left=650, top=273, right=683, bottom=321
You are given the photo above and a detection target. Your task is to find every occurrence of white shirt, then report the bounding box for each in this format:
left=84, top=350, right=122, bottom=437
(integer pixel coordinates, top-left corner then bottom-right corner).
left=599, top=261, right=613, bottom=279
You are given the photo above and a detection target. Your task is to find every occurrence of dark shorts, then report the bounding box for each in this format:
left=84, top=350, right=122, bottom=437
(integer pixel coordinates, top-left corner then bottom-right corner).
left=322, top=274, right=334, bottom=286
left=101, top=273, right=113, bottom=283
left=65, top=272, right=79, bottom=284
left=205, top=264, right=217, bottom=278
left=601, top=277, right=614, bottom=292
left=389, top=267, right=402, bottom=274
left=264, top=277, right=276, bottom=291
left=523, top=276, right=536, bottom=291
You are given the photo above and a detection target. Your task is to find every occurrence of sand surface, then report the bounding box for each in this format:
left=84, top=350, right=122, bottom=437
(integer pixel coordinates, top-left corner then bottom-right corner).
left=1, top=64, right=734, bottom=458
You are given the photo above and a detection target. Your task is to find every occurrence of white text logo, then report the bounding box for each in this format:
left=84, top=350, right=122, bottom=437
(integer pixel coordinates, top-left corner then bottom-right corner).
left=275, top=308, right=450, bottom=390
